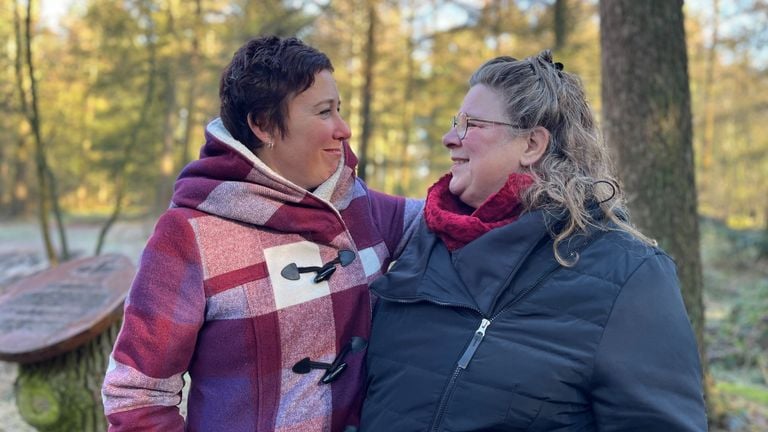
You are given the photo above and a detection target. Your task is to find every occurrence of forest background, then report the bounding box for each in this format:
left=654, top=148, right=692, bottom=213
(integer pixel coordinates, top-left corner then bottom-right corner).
left=0, top=0, right=766, bottom=430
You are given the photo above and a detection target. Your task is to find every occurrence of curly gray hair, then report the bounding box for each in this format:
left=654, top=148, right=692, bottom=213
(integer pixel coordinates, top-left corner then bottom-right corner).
left=469, top=50, right=654, bottom=265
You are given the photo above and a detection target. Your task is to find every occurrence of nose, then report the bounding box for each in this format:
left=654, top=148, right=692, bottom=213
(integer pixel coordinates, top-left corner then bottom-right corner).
left=443, top=127, right=461, bottom=148
left=334, top=115, right=352, bottom=141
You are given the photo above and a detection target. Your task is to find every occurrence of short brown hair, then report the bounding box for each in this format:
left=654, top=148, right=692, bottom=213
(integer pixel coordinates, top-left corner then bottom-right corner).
left=219, top=36, right=333, bottom=152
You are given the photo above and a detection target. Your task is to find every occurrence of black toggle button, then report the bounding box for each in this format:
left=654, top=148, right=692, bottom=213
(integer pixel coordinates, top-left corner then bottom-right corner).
left=291, top=336, right=368, bottom=385
left=280, top=249, right=356, bottom=283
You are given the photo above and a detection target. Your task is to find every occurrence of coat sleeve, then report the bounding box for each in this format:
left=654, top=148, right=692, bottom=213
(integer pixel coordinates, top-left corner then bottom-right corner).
left=101, top=210, right=206, bottom=431
left=589, top=253, right=707, bottom=431
left=366, top=188, right=424, bottom=260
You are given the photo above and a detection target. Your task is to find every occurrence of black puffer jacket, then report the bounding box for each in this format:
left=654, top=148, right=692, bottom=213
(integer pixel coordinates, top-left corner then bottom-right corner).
left=361, top=211, right=707, bottom=431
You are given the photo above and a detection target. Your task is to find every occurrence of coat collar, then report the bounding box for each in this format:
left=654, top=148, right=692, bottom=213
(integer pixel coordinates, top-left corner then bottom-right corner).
left=170, top=118, right=361, bottom=243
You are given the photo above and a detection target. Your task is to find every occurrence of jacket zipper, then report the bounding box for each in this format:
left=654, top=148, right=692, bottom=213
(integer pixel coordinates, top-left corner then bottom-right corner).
left=370, top=291, right=485, bottom=432
left=426, top=264, right=564, bottom=431
left=456, top=318, right=491, bottom=369
left=426, top=318, right=491, bottom=431
left=429, top=366, right=462, bottom=432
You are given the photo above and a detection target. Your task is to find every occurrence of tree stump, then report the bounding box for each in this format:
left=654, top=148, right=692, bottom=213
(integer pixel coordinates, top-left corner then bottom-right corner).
left=0, top=254, right=134, bottom=432
left=16, top=322, right=119, bottom=431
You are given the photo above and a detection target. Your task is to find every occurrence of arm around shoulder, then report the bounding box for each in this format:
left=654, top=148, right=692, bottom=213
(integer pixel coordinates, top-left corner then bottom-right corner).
left=589, top=252, right=708, bottom=431
left=366, top=186, right=424, bottom=259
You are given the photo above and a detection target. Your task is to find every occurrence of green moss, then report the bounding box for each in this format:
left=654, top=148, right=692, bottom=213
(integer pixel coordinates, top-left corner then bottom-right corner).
left=716, top=381, right=768, bottom=405
left=16, top=374, right=61, bottom=427
left=13, top=324, right=119, bottom=431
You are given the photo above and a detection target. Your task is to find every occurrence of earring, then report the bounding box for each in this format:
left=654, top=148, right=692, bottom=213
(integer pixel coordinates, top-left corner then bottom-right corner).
left=266, top=141, right=274, bottom=149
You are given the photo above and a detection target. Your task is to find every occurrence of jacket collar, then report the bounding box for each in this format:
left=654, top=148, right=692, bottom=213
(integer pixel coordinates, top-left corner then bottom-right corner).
left=372, top=211, right=549, bottom=316
left=451, top=211, right=551, bottom=314
left=372, top=210, right=599, bottom=317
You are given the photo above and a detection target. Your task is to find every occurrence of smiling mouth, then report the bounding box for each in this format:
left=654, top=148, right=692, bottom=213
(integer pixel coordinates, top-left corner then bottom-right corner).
left=452, top=158, right=468, bottom=165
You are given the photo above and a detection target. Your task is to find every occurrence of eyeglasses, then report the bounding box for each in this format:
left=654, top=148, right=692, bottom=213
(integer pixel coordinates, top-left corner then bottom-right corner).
left=452, top=111, right=519, bottom=140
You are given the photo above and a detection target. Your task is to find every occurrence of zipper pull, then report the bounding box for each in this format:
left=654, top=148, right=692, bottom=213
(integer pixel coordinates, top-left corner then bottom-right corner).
left=457, top=318, right=491, bottom=369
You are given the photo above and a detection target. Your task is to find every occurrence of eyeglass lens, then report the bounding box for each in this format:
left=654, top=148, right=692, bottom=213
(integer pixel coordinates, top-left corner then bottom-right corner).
left=452, top=112, right=468, bottom=139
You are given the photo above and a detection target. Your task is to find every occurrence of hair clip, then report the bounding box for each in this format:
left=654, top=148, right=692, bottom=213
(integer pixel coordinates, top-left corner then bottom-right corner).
left=594, top=180, right=617, bottom=204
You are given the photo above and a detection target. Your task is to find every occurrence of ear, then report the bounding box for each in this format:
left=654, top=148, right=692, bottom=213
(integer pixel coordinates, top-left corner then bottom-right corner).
left=520, top=126, right=550, bottom=167
left=246, top=113, right=273, bottom=145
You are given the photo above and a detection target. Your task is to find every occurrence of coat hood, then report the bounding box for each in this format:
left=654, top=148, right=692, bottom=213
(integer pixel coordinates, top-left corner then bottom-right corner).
left=171, top=117, right=363, bottom=242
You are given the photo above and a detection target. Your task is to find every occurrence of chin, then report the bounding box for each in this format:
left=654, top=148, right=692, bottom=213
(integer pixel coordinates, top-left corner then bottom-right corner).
left=454, top=188, right=481, bottom=208
left=448, top=181, right=463, bottom=198
left=309, top=172, right=333, bottom=190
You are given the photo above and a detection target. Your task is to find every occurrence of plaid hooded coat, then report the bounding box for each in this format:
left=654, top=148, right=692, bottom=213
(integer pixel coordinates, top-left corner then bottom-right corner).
left=102, top=118, right=422, bottom=431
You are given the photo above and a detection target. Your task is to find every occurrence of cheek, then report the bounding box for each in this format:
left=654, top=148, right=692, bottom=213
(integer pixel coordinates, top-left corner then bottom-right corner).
left=470, top=148, right=514, bottom=187
left=468, top=152, right=492, bottom=180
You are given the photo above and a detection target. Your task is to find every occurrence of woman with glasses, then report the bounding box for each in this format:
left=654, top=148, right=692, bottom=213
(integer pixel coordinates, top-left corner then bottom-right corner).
left=360, top=51, right=707, bottom=431
left=101, top=35, right=421, bottom=431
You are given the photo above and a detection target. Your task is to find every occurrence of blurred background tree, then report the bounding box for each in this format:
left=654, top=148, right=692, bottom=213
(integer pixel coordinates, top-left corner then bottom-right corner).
left=3, top=1, right=764, bottom=232
left=0, top=0, right=607, bottom=234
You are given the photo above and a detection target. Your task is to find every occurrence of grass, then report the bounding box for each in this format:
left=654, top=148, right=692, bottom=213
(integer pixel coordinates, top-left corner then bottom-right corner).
left=701, top=217, right=768, bottom=430
left=717, top=382, right=768, bottom=406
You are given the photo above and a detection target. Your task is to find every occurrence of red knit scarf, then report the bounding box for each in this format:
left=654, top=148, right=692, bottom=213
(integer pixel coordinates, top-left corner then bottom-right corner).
left=424, top=173, right=534, bottom=251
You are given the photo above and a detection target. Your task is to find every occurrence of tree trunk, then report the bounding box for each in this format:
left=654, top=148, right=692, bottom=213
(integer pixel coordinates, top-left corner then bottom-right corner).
left=553, top=0, right=568, bottom=52
left=156, top=67, right=177, bottom=214
left=14, top=0, right=57, bottom=265
left=700, top=0, right=719, bottom=171
left=179, top=0, right=202, bottom=169
left=95, top=1, right=158, bottom=255
left=396, top=0, right=416, bottom=195
left=760, top=202, right=768, bottom=259
left=599, top=0, right=715, bottom=423
left=10, top=135, right=31, bottom=217
left=357, top=1, right=377, bottom=182
left=488, top=0, right=503, bottom=55
left=154, top=1, right=180, bottom=214
left=16, top=321, right=119, bottom=432
left=26, top=2, right=70, bottom=262
left=45, top=166, right=70, bottom=261
left=0, top=134, right=6, bottom=211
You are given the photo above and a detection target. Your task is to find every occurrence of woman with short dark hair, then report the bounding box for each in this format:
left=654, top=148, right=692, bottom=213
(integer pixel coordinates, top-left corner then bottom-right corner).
left=360, top=51, right=707, bottom=431
left=102, top=35, right=421, bottom=432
